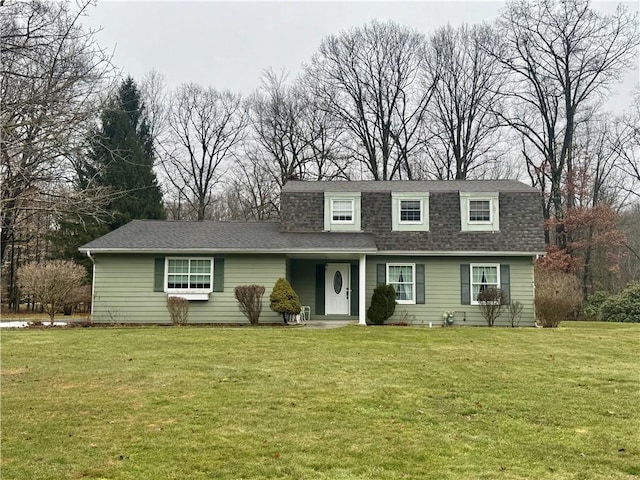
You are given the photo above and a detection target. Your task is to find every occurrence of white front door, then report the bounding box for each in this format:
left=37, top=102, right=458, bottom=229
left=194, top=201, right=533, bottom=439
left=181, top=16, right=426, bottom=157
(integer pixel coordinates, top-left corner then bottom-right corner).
left=325, top=263, right=350, bottom=315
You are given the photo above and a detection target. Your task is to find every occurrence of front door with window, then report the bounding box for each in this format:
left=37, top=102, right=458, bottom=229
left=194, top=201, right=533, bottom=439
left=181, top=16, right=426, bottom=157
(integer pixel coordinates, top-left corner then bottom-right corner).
left=325, top=263, right=350, bottom=315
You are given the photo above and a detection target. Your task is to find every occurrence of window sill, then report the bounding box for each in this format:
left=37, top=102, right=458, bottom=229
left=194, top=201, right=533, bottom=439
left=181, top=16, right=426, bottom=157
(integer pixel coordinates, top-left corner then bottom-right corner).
left=167, top=292, right=210, bottom=301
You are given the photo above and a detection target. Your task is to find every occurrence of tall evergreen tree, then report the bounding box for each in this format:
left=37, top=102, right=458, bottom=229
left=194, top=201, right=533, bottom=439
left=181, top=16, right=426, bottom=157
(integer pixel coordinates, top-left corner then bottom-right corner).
left=48, top=77, right=165, bottom=272
left=91, top=76, right=165, bottom=229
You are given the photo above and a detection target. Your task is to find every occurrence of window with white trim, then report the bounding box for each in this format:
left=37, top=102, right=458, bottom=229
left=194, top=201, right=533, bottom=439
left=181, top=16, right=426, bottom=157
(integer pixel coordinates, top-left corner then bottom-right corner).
left=387, top=264, right=415, bottom=304
left=469, top=200, right=491, bottom=222
left=460, top=192, right=499, bottom=231
left=166, top=258, right=213, bottom=293
left=400, top=200, right=422, bottom=223
left=392, top=192, right=429, bottom=231
left=470, top=264, right=499, bottom=305
left=331, top=199, right=354, bottom=223
left=324, top=192, right=361, bottom=231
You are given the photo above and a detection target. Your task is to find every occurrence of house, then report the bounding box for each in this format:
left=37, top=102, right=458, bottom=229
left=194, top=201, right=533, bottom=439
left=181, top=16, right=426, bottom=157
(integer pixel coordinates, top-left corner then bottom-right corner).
left=79, top=180, right=545, bottom=326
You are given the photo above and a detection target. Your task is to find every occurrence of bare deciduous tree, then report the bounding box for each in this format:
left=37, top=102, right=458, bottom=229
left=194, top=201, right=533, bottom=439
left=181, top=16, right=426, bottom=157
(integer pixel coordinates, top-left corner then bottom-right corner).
left=424, top=23, right=505, bottom=180
left=494, top=0, right=639, bottom=245
left=1, top=0, right=114, bottom=263
left=611, top=90, right=640, bottom=199
left=18, top=260, right=86, bottom=324
left=304, top=20, right=437, bottom=180
left=161, top=83, right=247, bottom=220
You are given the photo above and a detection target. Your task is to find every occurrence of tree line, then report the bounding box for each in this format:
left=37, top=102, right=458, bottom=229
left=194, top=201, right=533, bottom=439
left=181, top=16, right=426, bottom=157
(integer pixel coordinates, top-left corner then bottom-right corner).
left=1, top=0, right=639, bottom=311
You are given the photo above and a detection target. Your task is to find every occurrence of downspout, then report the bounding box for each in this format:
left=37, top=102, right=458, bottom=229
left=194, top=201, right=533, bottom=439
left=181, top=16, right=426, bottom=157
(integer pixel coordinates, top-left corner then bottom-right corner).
left=86, top=250, right=95, bottom=319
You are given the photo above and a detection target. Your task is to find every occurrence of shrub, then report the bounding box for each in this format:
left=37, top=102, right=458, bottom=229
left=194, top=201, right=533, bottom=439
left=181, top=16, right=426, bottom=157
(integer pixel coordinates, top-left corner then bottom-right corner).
left=18, top=260, right=86, bottom=325
left=234, top=285, right=265, bottom=325
left=534, top=269, right=582, bottom=327
left=477, top=287, right=507, bottom=326
left=269, top=278, right=301, bottom=324
left=582, top=291, right=610, bottom=320
left=367, top=284, right=396, bottom=325
left=600, top=282, right=640, bottom=322
left=166, top=296, right=189, bottom=325
left=508, top=300, right=524, bottom=327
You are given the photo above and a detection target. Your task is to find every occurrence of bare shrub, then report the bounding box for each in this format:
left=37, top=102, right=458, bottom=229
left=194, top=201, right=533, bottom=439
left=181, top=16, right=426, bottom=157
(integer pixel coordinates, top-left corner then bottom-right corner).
left=235, top=285, right=265, bottom=325
left=535, top=269, right=582, bottom=327
left=477, top=287, right=507, bottom=326
left=64, top=284, right=92, bottom=314
left=18, top=260, right=86, bottom=325
left=166, top=296, right=189, bottom=326
left=508, top=300, right=524, bottom=327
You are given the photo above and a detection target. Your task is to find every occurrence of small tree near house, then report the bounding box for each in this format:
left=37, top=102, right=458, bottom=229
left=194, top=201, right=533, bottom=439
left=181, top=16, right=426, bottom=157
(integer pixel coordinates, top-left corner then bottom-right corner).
left=269, top=278, right=301, bottom=324
left=18, top=260, right=86, bottom=325
left=235, top=285, right=265, bottom=325
left=477, top=287, right=507, bottom=327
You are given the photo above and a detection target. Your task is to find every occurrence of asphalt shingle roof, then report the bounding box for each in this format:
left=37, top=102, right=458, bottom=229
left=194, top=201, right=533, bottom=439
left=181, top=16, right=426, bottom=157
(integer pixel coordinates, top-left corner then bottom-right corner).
left=80, top=220, right=378, bottom=253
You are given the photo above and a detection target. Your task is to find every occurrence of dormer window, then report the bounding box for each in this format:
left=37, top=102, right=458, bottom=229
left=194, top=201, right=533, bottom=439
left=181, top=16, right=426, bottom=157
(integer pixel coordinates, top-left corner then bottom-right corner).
left=469, top=200, right=491, bottom=223
left=392, top=192, right=429, bottom=231
left=324, top=192, right=361, bottom=231
left=460, top=192, right=499, bottom=232
left=331, top=199, right=354, bottom=223
left=400, top=200, right=421, bottom=223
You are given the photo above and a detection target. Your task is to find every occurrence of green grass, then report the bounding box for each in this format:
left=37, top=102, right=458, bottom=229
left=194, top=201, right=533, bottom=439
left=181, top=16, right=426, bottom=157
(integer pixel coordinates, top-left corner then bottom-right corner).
left=2, top=323, right=639, bottom=479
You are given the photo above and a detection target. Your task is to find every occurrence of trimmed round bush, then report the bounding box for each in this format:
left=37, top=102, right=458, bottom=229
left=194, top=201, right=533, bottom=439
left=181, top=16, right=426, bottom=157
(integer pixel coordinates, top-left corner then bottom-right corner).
left=269, top=278, right=301, bottom=324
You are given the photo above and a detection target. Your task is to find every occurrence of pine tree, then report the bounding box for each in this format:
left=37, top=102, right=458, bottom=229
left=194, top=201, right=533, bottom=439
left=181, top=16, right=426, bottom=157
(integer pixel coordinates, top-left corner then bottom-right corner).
left=91, top=76, right=165, bottom=229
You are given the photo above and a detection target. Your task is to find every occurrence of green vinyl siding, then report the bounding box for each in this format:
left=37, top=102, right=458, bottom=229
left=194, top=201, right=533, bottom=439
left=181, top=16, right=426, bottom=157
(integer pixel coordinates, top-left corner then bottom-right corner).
left=91, top=254, right=286, bottom=324
left=366, top=256, right=535, bottom=326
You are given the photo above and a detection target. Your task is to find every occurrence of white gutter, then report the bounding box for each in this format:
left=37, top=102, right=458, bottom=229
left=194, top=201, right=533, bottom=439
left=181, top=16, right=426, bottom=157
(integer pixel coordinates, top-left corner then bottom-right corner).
left=78, top=247, right=378, bottom=255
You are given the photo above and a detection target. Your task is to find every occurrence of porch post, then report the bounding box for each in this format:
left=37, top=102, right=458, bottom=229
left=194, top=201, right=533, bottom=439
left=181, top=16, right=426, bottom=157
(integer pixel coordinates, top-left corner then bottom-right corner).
left=358, top=254, right=367, bottom=325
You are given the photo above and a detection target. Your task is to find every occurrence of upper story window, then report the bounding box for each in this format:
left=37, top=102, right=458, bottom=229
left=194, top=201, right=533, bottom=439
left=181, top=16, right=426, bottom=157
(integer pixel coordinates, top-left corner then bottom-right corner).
left=324, top=192, right=361, bottom=231
left=469, top=200, right=491, bottom=222
left=400, top=200, right=421, bottom=222
left=166, top=258, right=213, bottom=298
left=392, top=192, right=429, bottom=231
left=331, top=199, right=354, bottom=223
left=460, top=192, right=500, bottom=232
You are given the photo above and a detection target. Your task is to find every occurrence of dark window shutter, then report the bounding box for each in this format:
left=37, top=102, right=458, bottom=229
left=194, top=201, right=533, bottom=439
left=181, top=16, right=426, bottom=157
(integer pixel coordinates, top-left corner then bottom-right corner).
left=213, top=258, right=224, bottom=292
left=377, top=264, right=386, bottom=286
left=460, top=264, right=470, bottom=305
left=315, top=264, right=325, bottom=315
left=500, top=264, right=511, bottom=304
left=154, top=257, right=165, bottom=292
left=416, top=264, right=425, bottom=304
left=350, top=263, right=359, bottom=315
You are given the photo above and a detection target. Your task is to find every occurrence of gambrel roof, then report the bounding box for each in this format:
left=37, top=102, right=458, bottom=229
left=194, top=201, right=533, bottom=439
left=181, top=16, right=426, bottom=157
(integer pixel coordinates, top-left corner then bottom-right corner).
left=282, top=179, right=540, bottom=193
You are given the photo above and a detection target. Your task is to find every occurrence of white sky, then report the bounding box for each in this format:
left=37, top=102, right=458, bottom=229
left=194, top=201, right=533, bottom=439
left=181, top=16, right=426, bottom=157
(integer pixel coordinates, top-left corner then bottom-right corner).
left=84, top=0, right=639, bottom=112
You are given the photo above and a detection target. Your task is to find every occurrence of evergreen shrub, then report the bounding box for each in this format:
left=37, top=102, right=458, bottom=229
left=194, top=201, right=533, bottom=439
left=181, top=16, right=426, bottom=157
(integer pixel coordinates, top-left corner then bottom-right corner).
left=269, top=278, right=301, bottom=324
left=582, top=291, right=610, bottom=320
left=600, top=283, right=640, bottom=322
left=367, top=284, right=396, bottom=325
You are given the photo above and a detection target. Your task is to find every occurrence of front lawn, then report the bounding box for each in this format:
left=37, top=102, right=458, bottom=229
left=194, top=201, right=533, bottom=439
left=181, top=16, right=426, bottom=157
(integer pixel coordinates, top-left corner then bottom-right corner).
left=1, top=323, right=638, bottom=479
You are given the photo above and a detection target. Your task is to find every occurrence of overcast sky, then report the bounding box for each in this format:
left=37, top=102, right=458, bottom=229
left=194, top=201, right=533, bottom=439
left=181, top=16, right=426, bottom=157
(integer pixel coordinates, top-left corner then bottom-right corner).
left=84, top=0, right=639, bottom=112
